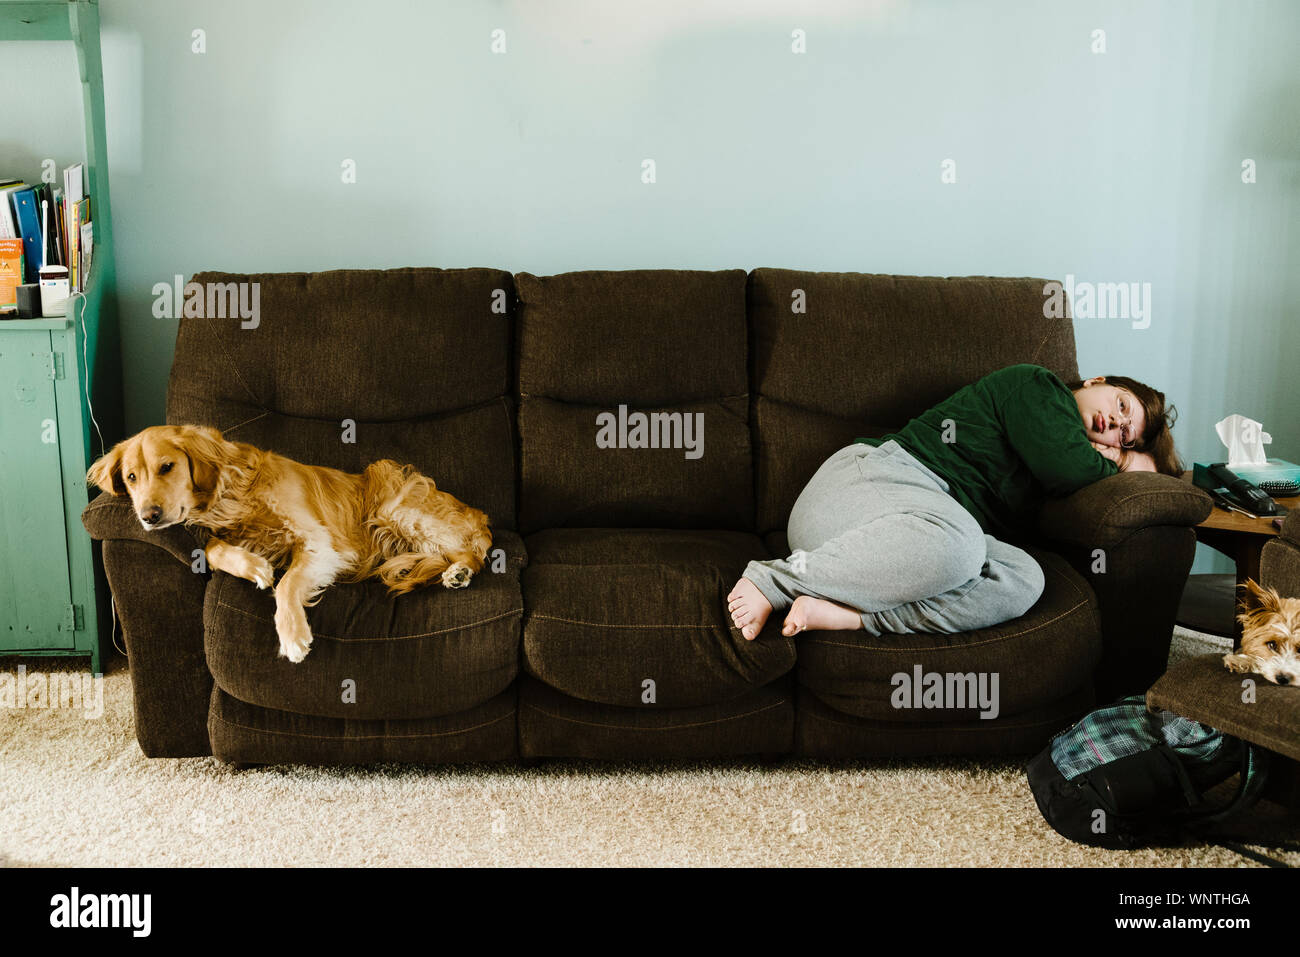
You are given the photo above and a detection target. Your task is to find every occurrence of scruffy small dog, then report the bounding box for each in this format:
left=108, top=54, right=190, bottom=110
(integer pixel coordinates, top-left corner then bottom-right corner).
left=1223, top=579, right=1300, bottom=686
left=88, top=424, right=492, bottom=663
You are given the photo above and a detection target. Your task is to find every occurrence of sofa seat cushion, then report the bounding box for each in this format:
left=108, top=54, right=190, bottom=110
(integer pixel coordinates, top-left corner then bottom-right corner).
left=208, top=685, right=518, bottom=766
left=518, top=673, right=795, bottom=760
left=522, top=528, right=797, bottom=708
left=764, top=532, right=1101, bottom=721
left=794, top=681, right=1096, bottom=758
left=204, top=530, right=526, bottom=721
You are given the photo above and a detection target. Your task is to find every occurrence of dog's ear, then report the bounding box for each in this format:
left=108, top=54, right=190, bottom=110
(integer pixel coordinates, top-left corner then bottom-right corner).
left=178, top=425, right=229, bottom=503
left=87, top=441, right=129, bottom=495
left=1240, top=578, right=1282, bottom=615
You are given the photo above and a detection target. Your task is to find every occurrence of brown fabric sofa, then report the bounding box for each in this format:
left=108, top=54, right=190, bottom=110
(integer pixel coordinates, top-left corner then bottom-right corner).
left=81, top=267, right=1213, bottom=765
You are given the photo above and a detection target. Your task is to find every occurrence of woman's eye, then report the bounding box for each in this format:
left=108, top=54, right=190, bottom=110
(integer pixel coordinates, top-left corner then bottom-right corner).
left=159, top=462, right=173, bottom=475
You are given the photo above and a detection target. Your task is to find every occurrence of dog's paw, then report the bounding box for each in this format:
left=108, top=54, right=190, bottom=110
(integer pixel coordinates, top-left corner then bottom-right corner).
left=275, top=608, right=313, bottom=663
left=278, top=632, right=313, bottom=664
left=248, top=556, right=275, bottom=590
left=1223, top=653, right=1255, bottom=674
left=441, top=562, right=473, bottom=589
left=227, top=550, right=275, bottom=590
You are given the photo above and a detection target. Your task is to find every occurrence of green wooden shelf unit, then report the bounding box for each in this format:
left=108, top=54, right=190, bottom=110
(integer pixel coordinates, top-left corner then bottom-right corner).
left=1, top=0, right=123, bottom=673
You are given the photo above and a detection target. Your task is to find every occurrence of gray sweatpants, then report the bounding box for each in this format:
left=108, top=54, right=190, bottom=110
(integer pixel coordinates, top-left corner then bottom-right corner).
left=744, top=440, right=1045, bottom=635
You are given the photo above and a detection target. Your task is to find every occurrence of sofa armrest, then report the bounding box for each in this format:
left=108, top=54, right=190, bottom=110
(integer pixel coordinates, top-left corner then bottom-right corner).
left=1279, top=508, right=1300, bottom=548
left=84, top=492, right=214, bottom=756
left=1262, top=510, right=1300, bottom=600
left=102, top=538, right=213, bottom=756
left=81, top=491, right=210, bottom=566
left=1036, top=472, right=1213, bottom=548
left=1033, top=474, right=1213, bottom=702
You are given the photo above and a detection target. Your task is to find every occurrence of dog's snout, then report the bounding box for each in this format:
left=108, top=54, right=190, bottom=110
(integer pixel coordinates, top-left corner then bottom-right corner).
left=1277, top=674, right=1291, bottom=686
left=142, top=505, right=163, bottom=526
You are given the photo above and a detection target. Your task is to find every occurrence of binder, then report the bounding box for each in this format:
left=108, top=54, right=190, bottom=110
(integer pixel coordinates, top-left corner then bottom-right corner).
left=9, top=186, right=42, bottom=283
left=0, top=182, right=29, bottom=241
left=63, top=164, right=83, bottom=284
left=37, top=183, right=61, bottom=268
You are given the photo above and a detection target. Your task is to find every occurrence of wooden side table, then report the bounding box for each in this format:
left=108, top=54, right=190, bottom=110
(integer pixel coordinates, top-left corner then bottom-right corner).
left=1182, top=471, right=1298, bottom=646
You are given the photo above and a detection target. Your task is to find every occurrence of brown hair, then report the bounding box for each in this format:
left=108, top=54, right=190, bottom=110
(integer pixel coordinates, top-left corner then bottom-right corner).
left=1065, top=375, right=1184, bottom=477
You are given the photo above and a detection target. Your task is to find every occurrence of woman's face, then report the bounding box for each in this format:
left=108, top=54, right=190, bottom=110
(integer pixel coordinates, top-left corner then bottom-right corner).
left=1074, top=377, right=1145, bottom=449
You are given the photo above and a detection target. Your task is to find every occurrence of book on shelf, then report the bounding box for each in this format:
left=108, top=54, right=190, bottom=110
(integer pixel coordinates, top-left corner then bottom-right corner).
left=79, top=220, right=93, bottom=290
left=9, top=186, right=42, bottom=284
left=0, top=163, right=93, bottom=309
left=63, top=164, right=83, bottom=282
left=52, top=187, right=66, bottom=267
left=0, top=237, right=23, bottom=312
left=36, top=182, right=62, bottom=269
left=0, top=181, right=25, bottom=239
left=69, top=198, right=91, bottom=292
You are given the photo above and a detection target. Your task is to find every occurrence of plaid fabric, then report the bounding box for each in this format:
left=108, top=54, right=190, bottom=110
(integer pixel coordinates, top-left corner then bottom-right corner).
left=1050, top=695, right=1225, bottom=781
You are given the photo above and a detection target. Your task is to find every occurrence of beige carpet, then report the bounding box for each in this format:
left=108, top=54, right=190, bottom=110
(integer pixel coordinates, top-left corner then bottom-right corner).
left=2, top=627, right=1296, bottom=867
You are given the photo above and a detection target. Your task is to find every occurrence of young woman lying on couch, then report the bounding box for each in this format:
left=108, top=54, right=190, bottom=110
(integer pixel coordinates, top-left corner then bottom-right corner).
left=727, top=363, right=1183, bottom=640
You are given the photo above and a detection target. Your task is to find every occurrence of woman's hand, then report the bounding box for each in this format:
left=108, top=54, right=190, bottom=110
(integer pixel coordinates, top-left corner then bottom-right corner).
left=1091, top=441, right=1157, bottom=472
left=1090, top=440, right=1122, bottom=463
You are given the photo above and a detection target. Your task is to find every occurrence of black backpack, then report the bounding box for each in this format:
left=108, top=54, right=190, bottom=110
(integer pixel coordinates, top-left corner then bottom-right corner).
left=1027, top=695, right=1296, bottom=866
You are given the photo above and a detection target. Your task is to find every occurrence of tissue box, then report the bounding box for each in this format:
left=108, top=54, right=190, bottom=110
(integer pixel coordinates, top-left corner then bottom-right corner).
left=1233, top=460, right=1300, bottom=486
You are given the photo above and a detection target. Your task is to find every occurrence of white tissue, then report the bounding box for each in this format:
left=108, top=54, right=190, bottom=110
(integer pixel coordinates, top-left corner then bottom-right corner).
left=1215, top=414, right=1272, bottom=467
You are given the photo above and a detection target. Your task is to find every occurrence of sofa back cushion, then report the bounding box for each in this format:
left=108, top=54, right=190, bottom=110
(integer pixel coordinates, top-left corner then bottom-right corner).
left=749, top=270, right=1080, bottom=534
left=515, top=269, right=752, bottom=533
left=166, top=267, right=518, bottom=530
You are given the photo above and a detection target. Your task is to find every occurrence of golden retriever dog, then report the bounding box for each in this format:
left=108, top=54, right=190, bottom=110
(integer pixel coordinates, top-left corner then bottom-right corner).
left=1223, top=579, right=1300, bottom=686
left=88, top=424, right=492, bottom=663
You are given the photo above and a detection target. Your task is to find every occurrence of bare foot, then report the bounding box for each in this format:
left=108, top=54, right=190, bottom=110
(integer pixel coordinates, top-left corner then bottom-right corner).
left=726, top=577, right=772, bottom=641
left=782, top=596, right=863, bottom=636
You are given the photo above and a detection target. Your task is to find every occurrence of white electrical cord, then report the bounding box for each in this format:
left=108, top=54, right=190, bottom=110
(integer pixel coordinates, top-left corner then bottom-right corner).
left=68, top=287, right=121, bottom=661
left=69, top=288, right=106, bottom=460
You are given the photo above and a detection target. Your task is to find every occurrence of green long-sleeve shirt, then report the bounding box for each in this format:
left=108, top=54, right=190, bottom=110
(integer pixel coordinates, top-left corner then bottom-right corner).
left=855, top=364, right=1118, bottom=541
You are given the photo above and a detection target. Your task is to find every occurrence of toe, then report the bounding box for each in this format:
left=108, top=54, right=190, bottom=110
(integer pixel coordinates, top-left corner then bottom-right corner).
left=782, top=609, right=805, bottom=636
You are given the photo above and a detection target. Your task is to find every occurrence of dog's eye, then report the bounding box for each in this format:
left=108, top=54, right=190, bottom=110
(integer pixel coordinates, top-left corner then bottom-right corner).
left=127, top=473, right=135, bottom=483
left=159, top=462, right=173, bottom=475
left=1266, top=640, right=1279, bottom=653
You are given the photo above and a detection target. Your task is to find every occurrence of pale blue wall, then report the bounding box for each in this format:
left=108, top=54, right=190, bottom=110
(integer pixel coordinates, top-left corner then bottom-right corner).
left=4, top=0, right=1297, bottom=575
